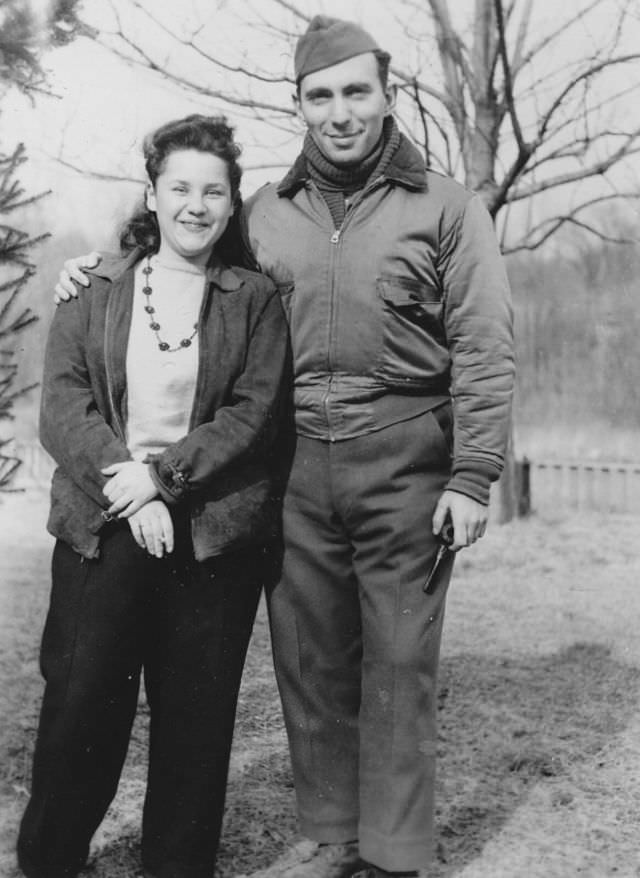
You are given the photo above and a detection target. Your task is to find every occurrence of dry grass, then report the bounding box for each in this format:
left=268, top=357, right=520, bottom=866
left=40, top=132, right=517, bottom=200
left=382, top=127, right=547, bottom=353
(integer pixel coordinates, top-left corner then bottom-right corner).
left=1, top=494, right=640, bottom=878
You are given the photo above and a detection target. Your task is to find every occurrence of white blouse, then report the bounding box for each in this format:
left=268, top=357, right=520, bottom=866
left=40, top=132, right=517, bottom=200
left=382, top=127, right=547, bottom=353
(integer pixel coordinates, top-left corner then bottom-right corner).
left=125, top=255, right=206, bottom=461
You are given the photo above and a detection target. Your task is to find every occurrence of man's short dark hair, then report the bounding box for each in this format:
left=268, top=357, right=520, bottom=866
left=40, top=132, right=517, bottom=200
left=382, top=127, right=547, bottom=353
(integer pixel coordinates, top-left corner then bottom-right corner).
left=374, top=50, right=391, bottom=88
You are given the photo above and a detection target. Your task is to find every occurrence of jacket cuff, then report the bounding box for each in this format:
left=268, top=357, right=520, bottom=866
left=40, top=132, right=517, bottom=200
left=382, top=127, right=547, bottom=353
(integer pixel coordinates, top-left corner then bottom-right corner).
left=147, top=457, right=187, bottom=505
left=445, top=458, right=502, bottom=506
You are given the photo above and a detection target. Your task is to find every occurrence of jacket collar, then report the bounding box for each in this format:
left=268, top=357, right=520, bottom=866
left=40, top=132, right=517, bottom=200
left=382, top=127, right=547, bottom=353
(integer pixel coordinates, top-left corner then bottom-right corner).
left=206, top=259, right=244, bottom=291
left=90, top=248, right=244, bottom=292
left=276, top=132, right=428, bottom=197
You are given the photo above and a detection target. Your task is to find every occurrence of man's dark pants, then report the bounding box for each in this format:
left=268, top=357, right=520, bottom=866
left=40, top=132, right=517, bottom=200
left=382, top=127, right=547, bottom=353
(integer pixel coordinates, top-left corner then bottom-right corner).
left=268, top=407, right=455, bottom=872
left=17, top=519, right=263, bottom=878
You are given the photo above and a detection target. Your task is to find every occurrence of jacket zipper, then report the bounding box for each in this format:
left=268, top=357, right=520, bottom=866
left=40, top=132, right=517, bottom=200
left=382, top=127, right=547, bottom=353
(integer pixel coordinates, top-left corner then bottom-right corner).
left=318, top=177, right=386, bottom=441
left=325, top=214, right=343, bottom=442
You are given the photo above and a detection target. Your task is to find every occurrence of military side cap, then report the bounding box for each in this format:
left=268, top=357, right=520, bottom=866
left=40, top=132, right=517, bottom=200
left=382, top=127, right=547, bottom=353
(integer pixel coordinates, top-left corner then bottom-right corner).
left=294, top=15, right=388, bottom=83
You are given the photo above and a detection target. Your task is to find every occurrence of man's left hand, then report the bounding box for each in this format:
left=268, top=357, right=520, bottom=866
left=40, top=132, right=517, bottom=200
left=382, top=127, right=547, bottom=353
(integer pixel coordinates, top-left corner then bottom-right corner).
left=432, top=489, right=488, bottom=551
left=102, top=461, right=158, bottom=518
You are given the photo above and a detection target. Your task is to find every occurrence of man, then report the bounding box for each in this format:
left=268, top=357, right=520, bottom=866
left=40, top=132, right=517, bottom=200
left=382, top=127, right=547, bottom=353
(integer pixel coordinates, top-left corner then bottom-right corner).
left=54, top=16, right=514, bottom=878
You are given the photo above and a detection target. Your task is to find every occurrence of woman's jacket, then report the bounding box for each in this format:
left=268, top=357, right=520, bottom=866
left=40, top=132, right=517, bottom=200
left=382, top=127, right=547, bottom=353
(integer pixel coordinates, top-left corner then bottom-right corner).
left=40, top=249, right=291, bottom=561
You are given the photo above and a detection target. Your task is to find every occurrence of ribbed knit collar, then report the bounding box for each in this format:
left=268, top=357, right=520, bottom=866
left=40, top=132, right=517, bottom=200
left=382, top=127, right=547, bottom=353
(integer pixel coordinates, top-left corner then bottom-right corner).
left=297, top=118, right=403, bottom=227
left=278, top=117, right=427, bottom=197
left=304, top=125, right=378, bottom=193
left=303, top=116, right=400, bottom=193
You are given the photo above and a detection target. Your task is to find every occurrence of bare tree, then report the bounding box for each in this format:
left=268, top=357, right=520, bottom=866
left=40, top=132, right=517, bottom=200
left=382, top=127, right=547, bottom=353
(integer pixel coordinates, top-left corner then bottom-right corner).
left=83, top=0, right=640, bottom=248
left=64, top=0, right=640, bottom=515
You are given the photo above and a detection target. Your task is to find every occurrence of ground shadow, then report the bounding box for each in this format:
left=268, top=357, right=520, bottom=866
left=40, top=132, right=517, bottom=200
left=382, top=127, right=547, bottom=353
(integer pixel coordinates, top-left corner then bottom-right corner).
left=3, top=565, right=638, bottom=878
left=216, top=642, right=640, bottom=877
left=431, top=642, right=638, bottom=874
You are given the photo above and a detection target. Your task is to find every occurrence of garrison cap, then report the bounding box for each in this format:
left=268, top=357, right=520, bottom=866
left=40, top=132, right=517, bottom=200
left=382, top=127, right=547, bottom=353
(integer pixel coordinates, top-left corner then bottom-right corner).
left=294, top=15, right=390, bottom=84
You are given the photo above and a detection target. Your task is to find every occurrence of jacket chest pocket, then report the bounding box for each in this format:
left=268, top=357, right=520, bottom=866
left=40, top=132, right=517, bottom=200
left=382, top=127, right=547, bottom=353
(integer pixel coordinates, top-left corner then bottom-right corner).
left=375, top=275, right=448, bottom=383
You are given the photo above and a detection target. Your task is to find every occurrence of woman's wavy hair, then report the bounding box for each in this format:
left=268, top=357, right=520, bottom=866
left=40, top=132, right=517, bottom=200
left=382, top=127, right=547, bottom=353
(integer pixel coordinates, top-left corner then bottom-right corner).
left=119, top=114, right=246, bottom=266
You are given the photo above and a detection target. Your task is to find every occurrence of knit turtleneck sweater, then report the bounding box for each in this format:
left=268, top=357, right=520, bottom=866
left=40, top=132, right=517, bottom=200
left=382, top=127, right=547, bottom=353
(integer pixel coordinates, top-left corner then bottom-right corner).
left=303, top=116, right=401, bottom=228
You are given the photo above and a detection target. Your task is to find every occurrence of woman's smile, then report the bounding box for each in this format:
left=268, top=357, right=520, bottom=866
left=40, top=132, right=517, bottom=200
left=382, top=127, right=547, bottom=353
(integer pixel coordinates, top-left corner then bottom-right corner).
left=180, top=219, right=210, bottom=232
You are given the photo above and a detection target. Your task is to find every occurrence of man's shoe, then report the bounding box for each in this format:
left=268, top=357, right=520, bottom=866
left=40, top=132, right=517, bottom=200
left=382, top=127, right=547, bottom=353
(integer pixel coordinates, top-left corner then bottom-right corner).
left=247, top=839, right=364, bottom=878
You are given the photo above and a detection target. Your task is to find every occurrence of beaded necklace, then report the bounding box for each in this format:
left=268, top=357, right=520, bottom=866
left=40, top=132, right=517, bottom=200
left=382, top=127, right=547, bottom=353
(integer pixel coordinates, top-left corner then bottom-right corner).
left=141, top=256, right=199, bottom=352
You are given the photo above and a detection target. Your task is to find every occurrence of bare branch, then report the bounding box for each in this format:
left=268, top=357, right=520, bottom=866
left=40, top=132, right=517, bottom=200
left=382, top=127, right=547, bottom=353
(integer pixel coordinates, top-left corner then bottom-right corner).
left=128, top=0, right=293, bottom=85
left=510, top=0, right=533, bottom=73
left=411, top=79, right=430, bottom=165
left=96, top=29, right=297, bottom=117
left=508, top=129, right=640, bottom=202
left=489, top=51, right=640, bottom=210
left=537, top=55, right=640, bottom=145
left=494, top=0, right=525, bottom=151
left=94, top=0, right=295, bottom=117
left=391, top=67, right=451, bottom=107
left=526, top=80, right=640, bottom=153
left=523, top=129, right=640, bottom=176
left=270, top=0, right=311, bottom=23
left=52, top=156, right=144, bottom=185
left=426, top=0, right=469, bottom=142
left=506, top=209, right=639, bottom=254
left=513, top=0, right=607, bottom=74
left=396, top=102, right=453, bottom=175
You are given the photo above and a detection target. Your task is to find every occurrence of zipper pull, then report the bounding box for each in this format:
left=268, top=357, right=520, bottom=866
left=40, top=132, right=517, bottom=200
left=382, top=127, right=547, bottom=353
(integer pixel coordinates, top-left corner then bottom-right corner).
left=330, top=229, right=341, bottom=244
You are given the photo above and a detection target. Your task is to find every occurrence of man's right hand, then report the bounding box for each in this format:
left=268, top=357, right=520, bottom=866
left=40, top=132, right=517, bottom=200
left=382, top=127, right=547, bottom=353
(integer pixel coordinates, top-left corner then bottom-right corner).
left=54, top=251, right=102, bottom=304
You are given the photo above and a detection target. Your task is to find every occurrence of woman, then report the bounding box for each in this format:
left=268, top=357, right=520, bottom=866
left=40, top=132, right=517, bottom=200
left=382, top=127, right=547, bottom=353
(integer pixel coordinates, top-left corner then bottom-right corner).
left=17, top=115, right=289, bottom=878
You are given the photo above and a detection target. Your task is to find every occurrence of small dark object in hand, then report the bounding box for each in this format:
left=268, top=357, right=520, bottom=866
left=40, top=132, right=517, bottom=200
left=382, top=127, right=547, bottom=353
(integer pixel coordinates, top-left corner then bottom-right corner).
left=438, top=518, right=455, bottom=547
left=423, top=516, right=454, bottom=593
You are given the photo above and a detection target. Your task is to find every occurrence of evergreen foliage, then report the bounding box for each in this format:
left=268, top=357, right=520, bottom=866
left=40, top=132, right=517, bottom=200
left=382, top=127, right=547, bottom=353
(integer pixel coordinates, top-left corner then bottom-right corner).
left=0, top=0, right=83, bottom=489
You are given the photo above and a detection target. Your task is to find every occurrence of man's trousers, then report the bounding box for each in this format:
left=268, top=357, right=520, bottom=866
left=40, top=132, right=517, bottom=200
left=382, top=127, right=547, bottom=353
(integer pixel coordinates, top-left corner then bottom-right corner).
left=268, top=407, right=455, bottom=872
left=17, top=521, right=263, bottom=878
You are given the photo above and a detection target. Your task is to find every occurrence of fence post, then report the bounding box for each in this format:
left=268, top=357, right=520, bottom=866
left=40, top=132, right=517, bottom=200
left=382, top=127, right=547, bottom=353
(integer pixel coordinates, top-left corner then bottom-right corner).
left=516, top=456, right=531, bottom=517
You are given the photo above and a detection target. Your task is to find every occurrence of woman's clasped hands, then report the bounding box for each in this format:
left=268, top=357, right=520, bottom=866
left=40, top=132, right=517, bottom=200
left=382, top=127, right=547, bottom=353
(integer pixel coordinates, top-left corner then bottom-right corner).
left=102, top=461, right=174, bottom=557
left=127, top=501, right=174, bottom=558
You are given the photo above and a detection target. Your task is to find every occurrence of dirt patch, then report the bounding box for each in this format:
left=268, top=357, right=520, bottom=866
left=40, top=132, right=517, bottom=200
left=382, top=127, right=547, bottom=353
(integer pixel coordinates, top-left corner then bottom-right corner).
left=1, top=494, right=639, bottom=878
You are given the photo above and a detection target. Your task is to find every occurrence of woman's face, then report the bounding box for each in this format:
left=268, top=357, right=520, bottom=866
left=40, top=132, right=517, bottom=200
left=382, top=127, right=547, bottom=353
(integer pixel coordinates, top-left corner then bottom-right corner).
left=146, top=148, right=235, bottom=266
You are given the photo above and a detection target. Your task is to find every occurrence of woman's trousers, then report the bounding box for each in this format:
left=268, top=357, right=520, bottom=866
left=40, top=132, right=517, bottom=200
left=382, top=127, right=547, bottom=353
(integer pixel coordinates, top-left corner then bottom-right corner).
left=17, top=522, right=264, bottom=878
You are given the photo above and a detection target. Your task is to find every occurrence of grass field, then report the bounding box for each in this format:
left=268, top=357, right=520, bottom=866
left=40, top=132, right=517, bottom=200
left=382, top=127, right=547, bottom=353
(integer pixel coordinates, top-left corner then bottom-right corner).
left=1, top=494, right=639, bottom=878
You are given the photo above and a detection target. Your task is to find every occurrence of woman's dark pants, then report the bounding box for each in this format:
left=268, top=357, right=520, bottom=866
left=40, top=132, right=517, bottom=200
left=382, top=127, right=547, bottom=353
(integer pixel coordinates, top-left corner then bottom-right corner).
left=17, top=521, right=263, bottom=878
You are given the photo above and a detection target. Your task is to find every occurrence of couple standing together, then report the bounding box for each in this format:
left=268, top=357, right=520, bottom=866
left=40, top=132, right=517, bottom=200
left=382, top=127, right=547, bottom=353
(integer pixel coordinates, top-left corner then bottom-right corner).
left=17, top=14, right=514, bottom=878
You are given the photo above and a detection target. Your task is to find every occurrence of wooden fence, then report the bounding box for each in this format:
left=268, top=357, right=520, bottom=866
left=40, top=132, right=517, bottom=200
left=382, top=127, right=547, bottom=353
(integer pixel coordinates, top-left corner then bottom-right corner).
left=522, top=458, right=640, bottom=515
left=3, top=441, right=640, bottom=515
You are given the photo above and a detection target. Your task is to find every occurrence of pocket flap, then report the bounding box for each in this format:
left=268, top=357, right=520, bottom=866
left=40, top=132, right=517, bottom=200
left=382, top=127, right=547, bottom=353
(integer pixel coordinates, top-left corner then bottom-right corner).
left=378, top=276, right=441, bottom=306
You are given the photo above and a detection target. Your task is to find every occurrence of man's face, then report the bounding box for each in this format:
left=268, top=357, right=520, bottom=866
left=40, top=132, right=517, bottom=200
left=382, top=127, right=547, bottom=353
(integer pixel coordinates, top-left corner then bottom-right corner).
left=296, top=52, right=396, bottom=167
